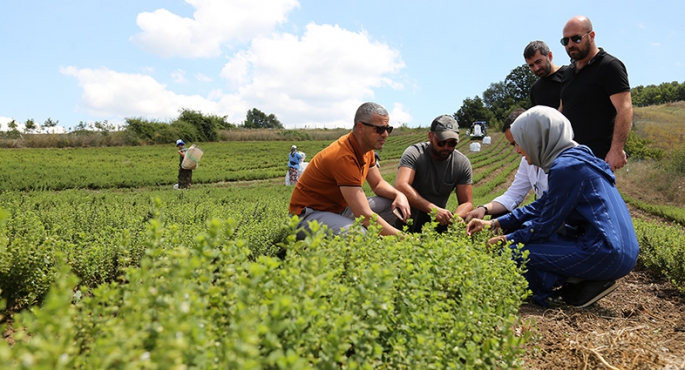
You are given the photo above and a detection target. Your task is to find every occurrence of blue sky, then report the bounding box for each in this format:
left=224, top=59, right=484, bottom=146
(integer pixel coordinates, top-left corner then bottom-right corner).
left=1, top=0, right=683, bottom=132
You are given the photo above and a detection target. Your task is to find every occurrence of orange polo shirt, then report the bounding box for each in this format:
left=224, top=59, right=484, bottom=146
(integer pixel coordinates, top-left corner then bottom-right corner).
left=289, top=132, right=376, bottom=215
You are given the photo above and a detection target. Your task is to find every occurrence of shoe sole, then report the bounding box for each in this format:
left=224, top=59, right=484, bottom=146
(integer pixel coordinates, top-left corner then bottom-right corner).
left=571, top=282, right=619, bottom=308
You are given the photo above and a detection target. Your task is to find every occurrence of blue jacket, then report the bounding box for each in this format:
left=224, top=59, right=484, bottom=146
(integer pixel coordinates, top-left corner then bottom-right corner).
left=498, top=146, right=639, bottom=265
left=288, top=151, right=303, bottom=169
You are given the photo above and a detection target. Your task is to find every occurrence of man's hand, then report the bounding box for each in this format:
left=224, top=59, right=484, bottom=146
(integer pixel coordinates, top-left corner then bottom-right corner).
left=433, top=207, right=454, bottom=226
left=464, top=207, right=486, bottom=222
left=392, top=192, right=411, bottom=222
left=605, top=149, right=627, bottom=172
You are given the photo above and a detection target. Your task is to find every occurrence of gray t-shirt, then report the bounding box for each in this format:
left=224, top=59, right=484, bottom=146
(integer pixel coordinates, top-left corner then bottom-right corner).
left=398, top=142, right=472, bottom=210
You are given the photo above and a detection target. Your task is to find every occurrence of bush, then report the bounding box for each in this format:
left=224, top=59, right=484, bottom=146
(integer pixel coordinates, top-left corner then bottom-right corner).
left=634, top=219, right=685, bottom=291
left=662, top=144, right=685, bottom=175
left=0, top=212, right=530, bottom=368
left=625, top=131, right=665, bottom=160
left=175, top=108, right=223, bottom=142
left=0, top=210, right=57, bottom=310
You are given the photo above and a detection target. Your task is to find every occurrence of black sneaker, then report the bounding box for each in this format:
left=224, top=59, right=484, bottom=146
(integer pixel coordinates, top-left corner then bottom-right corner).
left=556, top=281, right=583, bottom=302
left=564, top=280, right=618, bottom=308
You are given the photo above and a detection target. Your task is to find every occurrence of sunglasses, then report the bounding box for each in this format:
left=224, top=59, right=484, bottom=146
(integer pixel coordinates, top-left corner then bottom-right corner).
left=360, top=121, right=393, bottom=134
left=560, top=31, right=591, bottom=46
left=436, top=139, right=458, bottom=148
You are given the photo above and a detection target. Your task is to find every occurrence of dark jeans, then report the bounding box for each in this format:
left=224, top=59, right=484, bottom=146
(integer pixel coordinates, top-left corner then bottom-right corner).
left=178, top=168, right=192, bottom=189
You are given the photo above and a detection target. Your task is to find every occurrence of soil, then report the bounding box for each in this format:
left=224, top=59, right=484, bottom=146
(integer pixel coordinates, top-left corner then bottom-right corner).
left=518, top=171, right=685, bottom=369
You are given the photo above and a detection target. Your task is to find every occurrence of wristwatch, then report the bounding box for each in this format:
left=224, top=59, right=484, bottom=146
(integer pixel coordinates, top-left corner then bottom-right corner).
left=477, top=205, right=489, bottom=215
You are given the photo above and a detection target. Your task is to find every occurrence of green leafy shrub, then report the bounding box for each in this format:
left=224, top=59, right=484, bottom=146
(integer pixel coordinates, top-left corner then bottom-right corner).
left=0, top=210, right=57, bottom=309
left=624, top=131, right=665, bottom=160
left=634, top=219, right=685, bottom=291
left=0, top=212, right=529, bottom=368
left=661, top=144, right=685, bottom=175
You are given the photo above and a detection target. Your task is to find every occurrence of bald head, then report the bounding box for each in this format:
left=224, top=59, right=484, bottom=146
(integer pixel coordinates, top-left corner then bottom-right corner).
left=564, top=15, right=593, bottom=34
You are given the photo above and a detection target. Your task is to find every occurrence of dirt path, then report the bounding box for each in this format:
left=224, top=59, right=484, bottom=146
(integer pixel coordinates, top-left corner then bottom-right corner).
left=518, top=268, right=685, bottom=369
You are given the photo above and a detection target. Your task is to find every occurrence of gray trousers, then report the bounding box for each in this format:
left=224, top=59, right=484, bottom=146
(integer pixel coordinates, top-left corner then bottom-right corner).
left=296, top=196, right=395, bottom=238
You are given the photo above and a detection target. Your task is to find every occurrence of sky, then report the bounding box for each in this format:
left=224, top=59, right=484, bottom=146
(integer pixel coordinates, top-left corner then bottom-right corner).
left=1, top=0, right=684, bottom=133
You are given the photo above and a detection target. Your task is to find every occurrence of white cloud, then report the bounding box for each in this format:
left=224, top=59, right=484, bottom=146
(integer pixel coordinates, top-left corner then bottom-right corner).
left=0, top=116, right=15, bottom=131
left=389, top=103, right=412, bottom=127
left=220, top=23, right=406, bottom=128
left=195, top=73, right=213, bottom=82
left=60, top=66, right=222, bottom=121
left=171, top=69, right=187, bottom=83
left=131, top=0, right=300, bottom=58
left=66, top=0, right=408, bottom=129
left=0, top=116, right=67, bottom=133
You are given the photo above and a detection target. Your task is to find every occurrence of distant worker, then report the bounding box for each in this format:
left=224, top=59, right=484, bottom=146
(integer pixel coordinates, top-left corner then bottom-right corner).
left=395, top=115, right=473, bottom=233
left=289, top=102, right=410, bottom=237
left=466, top=106, right=639, bottom=308
left=559, top=15, right=632, bottom=171
left=176, top=139, right=192, bottom=189
left=523, top=40, right=568, bottom=108
left=288, top=145, right=304, bottom=185
left=464, top=114, right=549, bottom=222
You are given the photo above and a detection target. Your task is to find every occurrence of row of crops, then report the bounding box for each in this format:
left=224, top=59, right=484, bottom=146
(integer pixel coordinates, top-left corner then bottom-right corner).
left=0, top=131, right=683, bottom=368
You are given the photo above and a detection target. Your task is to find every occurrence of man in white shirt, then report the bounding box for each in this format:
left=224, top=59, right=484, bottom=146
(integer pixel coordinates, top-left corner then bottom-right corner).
left=465, top=109, right=548, bottom=221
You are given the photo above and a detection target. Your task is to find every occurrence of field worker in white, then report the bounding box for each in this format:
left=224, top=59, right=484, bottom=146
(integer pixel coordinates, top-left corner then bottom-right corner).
left=466, top=106, right=639, bottom=308
left=465, top=109, right=548, bottom=222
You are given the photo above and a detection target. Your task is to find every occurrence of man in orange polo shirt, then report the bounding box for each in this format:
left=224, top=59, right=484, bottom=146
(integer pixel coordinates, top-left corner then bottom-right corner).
left=289, top=102, right=410, bottom=237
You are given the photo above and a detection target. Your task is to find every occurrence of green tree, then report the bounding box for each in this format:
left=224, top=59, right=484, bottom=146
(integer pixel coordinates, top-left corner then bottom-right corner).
left=24, top=119, right=36, bottom=133
left=5, top=120, right=21, bottom=139
left=43, top=118, right=58, bottom=130
left=175, top=108, right=225, bottom=142
left=505, top=64, right=536, bottom=105
left=244, top=108, right=283, bottom=129
left=453, top=96, right=496, bottom=129
left=482, top=64, right=536, bottom=123
left=482, top=81, right=515, bottom=124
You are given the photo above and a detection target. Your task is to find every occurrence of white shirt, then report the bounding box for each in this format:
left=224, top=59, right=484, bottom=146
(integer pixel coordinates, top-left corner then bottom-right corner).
left=492, top=157, right=548, bottom=211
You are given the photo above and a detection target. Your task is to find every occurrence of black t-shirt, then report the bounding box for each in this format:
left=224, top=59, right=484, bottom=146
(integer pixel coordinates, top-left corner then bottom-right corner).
left=530, top=65, right=568, bottom=108
left=560, top=48, right=630, bottom=159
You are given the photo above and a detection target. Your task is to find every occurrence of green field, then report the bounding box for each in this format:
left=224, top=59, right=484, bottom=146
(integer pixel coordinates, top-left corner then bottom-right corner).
left=1, top=129, right=683, bottom=368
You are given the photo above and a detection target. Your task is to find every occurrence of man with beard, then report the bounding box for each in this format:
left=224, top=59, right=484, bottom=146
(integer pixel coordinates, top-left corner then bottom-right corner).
left=394, top=115, right=473, bottom=233
left=559, top=15, right=633, bottom=171
left=289, top=102, right=410, bottom=237
left=524, top=40, right=568, bottom=108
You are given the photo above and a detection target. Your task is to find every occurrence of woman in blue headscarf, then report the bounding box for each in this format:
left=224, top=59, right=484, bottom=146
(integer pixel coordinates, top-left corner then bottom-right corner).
left=466, top=106, right=639, bottom=308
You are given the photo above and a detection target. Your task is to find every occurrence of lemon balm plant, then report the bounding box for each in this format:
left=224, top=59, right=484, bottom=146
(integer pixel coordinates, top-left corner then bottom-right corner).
left=0, top=208, right=530, bottom=368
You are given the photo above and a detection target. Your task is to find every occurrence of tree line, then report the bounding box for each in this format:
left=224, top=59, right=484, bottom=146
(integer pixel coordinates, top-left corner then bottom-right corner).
left=631, top=81, right=685, bottom=107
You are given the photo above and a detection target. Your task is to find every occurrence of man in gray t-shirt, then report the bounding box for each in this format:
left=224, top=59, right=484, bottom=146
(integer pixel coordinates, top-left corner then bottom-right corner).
left=394, top=115, right=474, bottom=233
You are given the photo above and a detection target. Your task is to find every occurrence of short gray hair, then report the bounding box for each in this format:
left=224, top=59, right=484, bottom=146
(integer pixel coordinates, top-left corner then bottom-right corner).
left=354, top=102, right=388, bottom=125
left=523, top=41, right=550, bottom=60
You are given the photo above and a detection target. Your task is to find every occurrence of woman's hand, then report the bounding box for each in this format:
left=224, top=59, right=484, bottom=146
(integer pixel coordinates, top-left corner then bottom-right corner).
left=487, top=235, right=507, bottom=245
left=466, top=218, right=491, bottom=236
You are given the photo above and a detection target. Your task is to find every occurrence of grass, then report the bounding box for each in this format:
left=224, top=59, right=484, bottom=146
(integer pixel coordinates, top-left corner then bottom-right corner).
left=632, top=101, right=685, bottom=151
left=620, top=102, right=685, bottom=204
